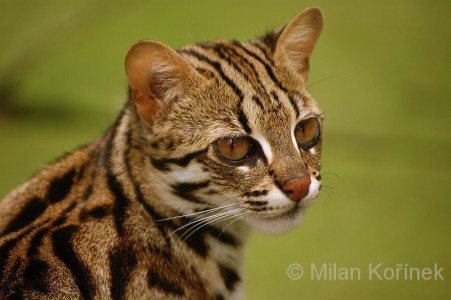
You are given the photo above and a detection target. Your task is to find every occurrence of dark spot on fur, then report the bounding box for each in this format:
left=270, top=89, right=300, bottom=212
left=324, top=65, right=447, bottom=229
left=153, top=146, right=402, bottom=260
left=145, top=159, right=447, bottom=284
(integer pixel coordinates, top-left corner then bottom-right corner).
left=245, top=200, right=268, bottom=206
left=171, top=181, right=210, bottom=204
left=83, top=184, right=94, bottom=200
left=107, top=171, right=130, bottom=236
left=147, top=269, right=185, bottom=297
left=215, top=294, right=225, bottom=300
left=46, top=169, right=76, bottom=203
left=252, top=95, right=264, bottom=110
left=243, top=190, right=268, bottom=198
left=22, top=259, right=50, bottom=293
left=274, top=180, right=284, bottom=191
left=1, top=197, right=46, bottom=235
left=218, top=264, right=240, bottom=291
left=150, top=148, right=208, bottom=171
left=52, top=225, right=95, bottom=299
left=166, top=140, right=174, bottom=151
left=110, top=246, right=138, bottom=300
left=80, top=205, right=111, bottom=221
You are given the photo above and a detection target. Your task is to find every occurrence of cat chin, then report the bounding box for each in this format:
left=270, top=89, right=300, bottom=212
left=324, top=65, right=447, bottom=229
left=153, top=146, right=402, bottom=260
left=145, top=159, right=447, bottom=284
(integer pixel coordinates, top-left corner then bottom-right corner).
left=245, top=207, right=305, bottom=235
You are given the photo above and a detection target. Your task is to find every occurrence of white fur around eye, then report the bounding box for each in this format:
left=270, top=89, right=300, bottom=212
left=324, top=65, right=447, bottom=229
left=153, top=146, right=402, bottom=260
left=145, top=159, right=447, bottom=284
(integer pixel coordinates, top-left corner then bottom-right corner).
left=238, top=166, right=250, bottom=172
left=290, top=122, right=300, bottom=154
left=166, top=163, right=209, bottom=182
left=251, top=131, right=273, bottom=164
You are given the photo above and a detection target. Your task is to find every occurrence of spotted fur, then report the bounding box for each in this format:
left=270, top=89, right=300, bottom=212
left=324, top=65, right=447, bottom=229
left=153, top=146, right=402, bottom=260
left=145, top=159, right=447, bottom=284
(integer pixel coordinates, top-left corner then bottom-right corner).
left=0, top=7, right=324, bottom=299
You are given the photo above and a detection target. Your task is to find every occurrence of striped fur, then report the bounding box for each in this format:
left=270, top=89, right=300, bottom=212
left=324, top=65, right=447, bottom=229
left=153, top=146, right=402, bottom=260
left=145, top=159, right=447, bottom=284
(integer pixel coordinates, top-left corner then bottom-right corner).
left=0, top=7, right=324, bottom=299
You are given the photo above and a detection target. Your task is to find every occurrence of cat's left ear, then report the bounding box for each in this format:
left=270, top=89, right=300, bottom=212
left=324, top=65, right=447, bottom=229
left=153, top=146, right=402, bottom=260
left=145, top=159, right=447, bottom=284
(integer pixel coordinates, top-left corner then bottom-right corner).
left=125, top=40, right=204, bottom=123
left=274, top=7, right=323, bottom=81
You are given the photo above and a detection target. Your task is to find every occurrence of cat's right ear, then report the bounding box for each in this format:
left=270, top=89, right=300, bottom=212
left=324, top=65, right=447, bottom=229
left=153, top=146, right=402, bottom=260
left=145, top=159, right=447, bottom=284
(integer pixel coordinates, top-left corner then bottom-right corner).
left=125, top=40, right=203, bottom=123
left=273, top=7, right=323, bottom=82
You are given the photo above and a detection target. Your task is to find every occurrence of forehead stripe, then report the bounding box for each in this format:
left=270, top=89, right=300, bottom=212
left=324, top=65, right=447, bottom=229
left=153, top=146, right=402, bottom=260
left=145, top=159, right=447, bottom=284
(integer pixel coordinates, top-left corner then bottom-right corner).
left=231, top=40, right=288, bottom=93
left=252, top=95, right=264, bottom=110
left=178, top=48, right=244, bottom=101
left=214, top=44, right=273, bottom=102
left=289, top=95, right=300, bottom=118
left=238, top=107, right=252, bottom=133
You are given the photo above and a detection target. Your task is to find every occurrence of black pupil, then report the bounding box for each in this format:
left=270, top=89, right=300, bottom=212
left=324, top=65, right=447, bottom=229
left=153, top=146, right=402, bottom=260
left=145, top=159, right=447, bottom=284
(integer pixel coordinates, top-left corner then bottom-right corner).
left=299, top=123, right=305, bottom=134
left=228, top=139, right=235, bottom=151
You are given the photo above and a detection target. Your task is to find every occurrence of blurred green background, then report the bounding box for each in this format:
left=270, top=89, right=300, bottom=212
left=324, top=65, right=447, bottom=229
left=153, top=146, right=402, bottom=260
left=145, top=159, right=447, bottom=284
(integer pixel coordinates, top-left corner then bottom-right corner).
left=1, top=1, right=450, bottom=299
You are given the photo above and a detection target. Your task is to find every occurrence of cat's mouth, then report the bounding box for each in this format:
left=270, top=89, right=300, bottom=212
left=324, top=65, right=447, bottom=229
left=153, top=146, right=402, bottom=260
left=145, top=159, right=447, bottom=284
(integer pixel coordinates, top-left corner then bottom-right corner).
left=243, top=203, right=305, bottom=234
left=256, top=203, right=303, bottom=220
left=245, top=203, right=305, bottom=234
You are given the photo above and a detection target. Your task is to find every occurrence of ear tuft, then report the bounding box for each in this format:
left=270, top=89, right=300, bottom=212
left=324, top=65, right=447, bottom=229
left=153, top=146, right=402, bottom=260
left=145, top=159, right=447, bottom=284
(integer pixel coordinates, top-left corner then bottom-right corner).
left=274, top=7, right=323, bottom=81
left=125, top=40, right=200, bottom=123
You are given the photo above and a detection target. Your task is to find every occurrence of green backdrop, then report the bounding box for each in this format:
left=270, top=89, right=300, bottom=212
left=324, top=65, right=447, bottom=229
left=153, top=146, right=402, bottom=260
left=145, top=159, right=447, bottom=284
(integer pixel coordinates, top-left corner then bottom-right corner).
left=1, top=1, right=450, bottom=299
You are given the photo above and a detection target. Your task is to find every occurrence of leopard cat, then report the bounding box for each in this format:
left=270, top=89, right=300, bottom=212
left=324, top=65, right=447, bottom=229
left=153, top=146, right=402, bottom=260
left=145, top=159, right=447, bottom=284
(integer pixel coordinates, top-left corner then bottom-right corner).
left=0, top=6, right=324, bottom=300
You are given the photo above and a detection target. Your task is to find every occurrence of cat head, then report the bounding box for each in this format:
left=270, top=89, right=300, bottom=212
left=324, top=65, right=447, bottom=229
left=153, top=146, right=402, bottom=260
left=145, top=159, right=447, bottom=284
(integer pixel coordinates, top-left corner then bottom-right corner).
left=125, top=7, right=324, bottom=234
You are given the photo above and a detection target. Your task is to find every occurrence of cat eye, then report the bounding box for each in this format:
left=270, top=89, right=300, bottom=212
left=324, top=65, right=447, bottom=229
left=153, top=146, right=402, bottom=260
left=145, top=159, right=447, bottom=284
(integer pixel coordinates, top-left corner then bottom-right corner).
left=214, top=137, right=253, bottom=162
left=294, top=118, right=320, bottom=150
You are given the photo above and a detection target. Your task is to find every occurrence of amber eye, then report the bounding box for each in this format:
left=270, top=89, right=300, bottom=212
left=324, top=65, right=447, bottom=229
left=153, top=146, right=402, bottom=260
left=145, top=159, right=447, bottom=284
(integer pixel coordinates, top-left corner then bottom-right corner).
left=294, top=118, right=320, bottom=150
left=215, top=137, right=252, bottom=161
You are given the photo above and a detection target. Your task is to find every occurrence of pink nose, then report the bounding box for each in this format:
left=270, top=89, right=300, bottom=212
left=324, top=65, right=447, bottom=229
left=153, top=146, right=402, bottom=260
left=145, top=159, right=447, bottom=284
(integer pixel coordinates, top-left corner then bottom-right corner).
left=282, top=176, right=311, bottom=202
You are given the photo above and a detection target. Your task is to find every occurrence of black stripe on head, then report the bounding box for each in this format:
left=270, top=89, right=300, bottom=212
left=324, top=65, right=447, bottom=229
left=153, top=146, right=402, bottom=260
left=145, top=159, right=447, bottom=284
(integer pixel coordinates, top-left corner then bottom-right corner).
left=52, top=225, right=95, bottom=300
left=270, top=90, right=279, bottom=103
left=238, top=106, right=252, bottom=134
left=109, top=246, right=138, bottom=300
left=289, top=95, right=301, bottom=119
left=218, top=264, right=240, bottom=291
left=46, top=169, right=76, bottom=204
left=232, top=41, right=288, bottom=93
left=206, top=44, right=251, bottom=82
left=218, top=44, right=274, bottom=104
left=178, top=48, right=244, bottom=101
left=252, top=95, right=264, bottom=110
left=1, top=197, right=46, bottom=235
left=150, top=148, right=208, bottom=172
left=147, top=269, right=185, bottom=297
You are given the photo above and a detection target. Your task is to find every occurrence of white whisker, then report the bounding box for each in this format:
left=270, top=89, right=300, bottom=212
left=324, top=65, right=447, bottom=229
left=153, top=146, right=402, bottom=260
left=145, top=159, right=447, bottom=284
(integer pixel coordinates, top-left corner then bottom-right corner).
left=156, top=203, right=240, bottom=222
left=180, top=208, right=246, bottom=242
left=164, top=207, right=244, bottom=240
left=217, top=211, right=249, bottom=239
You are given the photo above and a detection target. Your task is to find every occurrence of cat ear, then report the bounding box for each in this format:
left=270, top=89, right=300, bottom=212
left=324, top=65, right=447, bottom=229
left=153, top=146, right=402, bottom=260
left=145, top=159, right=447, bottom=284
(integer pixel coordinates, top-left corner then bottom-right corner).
left=274, top=7, right=323, bottom=81
left=125, top=40, right=202, bottom=123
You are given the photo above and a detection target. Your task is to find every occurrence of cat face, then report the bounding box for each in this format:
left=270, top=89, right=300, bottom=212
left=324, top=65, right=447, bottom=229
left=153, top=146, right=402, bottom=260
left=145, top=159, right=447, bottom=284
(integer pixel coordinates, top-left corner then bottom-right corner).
left=126, top=7, right=323, bottom=234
